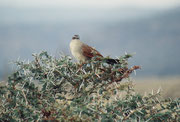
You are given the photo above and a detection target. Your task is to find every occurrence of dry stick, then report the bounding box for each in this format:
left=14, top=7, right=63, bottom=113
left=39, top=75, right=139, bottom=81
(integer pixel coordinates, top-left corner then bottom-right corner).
left=22, top=90, right=28, bottom=105
left=112, top=66, right=140, bottom=83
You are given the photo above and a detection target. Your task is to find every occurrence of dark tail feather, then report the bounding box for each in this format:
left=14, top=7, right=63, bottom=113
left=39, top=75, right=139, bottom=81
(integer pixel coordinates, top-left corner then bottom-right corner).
left=105, top=59, right=119, bottom=65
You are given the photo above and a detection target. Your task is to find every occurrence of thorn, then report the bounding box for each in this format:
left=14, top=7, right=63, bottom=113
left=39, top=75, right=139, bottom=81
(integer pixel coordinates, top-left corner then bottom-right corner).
left=79, top=80, right=84, bottom=91
left=134, top=70, right=136, bottom=76
left=157, top=86, right=162, bottom=94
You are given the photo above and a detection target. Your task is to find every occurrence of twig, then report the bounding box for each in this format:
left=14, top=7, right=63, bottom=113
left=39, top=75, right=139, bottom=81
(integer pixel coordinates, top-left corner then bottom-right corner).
left=22, top=90, right=28, bottom=105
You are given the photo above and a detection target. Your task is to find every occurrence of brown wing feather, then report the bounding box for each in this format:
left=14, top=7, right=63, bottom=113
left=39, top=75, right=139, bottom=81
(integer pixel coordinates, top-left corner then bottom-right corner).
left=82, top=44, right=103, bottom=59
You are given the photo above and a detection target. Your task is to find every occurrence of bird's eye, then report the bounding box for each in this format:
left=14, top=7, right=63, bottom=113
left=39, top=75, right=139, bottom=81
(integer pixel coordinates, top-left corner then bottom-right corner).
left=72, top=35, right=80, bottom=39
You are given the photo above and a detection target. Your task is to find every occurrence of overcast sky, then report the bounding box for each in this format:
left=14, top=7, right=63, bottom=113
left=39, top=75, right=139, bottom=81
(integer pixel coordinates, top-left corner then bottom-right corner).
left=1, top=0, right=180, bottom=9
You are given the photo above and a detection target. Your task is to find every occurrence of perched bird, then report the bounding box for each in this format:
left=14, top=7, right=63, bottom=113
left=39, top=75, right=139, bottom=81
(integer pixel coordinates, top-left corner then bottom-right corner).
left=70, top=35, right=119, bottom=64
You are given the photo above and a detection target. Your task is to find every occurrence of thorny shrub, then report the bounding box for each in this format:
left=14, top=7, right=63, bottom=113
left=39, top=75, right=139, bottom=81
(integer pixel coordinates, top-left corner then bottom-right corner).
left=0, top=51, right=179, bottom=121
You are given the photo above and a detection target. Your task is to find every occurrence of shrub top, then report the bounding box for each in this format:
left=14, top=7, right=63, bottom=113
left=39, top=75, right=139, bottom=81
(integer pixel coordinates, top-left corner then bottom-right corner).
left=0, top=51, right=179, bottom=121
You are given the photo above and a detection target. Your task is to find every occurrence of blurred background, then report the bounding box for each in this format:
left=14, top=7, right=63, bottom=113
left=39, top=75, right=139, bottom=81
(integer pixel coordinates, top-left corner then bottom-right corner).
left=0, top=0, right=180, bottom=97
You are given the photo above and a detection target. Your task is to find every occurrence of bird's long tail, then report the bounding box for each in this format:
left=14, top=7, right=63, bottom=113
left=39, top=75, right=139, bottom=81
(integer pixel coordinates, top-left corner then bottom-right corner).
left=105, top=59, right=120, bottom=65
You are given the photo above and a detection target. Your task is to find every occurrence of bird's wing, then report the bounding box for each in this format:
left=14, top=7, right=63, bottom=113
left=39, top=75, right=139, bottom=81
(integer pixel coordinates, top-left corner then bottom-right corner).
left=81, top=44, right=103, bottom=59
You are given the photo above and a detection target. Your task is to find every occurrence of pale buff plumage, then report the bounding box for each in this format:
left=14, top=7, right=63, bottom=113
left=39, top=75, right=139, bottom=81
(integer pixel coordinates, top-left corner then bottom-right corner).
left=70, top=35, right=119, bottom=64
left=70, top=35, right=102, bottom=62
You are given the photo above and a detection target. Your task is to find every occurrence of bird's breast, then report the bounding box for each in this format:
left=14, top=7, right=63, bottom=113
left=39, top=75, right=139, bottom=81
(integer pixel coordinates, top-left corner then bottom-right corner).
left=70, top=40, right=86, bottom=62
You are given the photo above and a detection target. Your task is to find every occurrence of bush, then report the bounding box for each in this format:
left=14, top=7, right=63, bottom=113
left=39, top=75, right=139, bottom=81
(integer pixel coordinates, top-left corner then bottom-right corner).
left=0, top=51, right=179, bottom=121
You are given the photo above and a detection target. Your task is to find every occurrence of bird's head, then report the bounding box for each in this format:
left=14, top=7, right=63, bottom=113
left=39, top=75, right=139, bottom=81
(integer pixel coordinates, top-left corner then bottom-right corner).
left=72, top=35, right=80, bottom=40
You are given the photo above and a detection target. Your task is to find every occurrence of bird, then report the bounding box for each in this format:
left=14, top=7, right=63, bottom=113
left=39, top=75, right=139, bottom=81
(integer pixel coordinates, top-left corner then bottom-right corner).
left=70, top=35, right=119, bottom=65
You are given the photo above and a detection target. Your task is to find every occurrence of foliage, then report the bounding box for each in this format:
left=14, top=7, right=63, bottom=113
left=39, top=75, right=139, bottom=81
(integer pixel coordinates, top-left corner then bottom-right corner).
left=0, top=51, right=179, bottom=121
